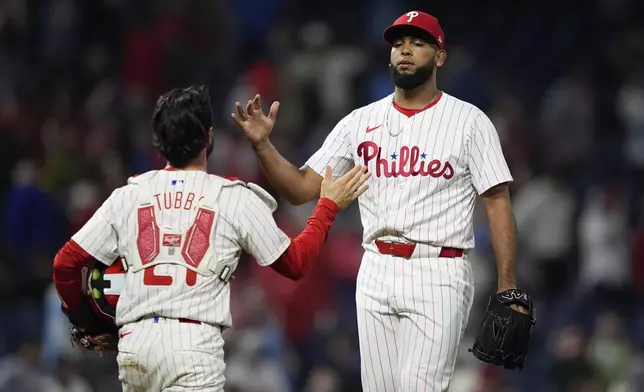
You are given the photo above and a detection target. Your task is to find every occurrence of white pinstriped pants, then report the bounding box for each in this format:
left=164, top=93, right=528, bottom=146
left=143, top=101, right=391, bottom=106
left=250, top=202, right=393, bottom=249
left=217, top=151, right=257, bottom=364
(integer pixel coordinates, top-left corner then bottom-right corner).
left=116, top=317, right=225, bottom=391
left=356, top=248, right=475, bottom=392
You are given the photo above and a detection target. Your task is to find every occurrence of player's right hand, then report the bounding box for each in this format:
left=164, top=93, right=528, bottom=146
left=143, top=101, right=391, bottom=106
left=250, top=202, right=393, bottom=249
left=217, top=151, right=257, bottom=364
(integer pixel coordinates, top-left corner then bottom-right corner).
left=231, top=94, right=279, bottom=149
left=321, top=165, right=370, bottom=209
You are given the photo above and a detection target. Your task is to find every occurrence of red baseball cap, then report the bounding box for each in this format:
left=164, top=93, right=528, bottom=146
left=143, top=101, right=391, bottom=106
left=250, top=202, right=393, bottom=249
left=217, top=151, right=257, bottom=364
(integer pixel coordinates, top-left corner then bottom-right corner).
left=383, top=11, right=445, bottom=50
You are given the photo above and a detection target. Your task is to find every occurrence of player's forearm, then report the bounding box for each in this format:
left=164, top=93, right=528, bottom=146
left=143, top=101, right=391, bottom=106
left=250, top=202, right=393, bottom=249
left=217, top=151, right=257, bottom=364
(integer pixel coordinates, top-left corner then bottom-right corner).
left=483, top=185, right=517, bottom=291
left=53, top=240, right=96, bottom=311
left=270, top=198, right=339, bottom=280
left=253, top=141, right=318, bottom=205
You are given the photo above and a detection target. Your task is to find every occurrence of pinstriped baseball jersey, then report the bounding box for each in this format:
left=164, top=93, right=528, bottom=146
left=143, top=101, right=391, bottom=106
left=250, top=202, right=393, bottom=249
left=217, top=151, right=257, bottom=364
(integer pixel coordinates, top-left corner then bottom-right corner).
left=72, top=169, right=290, bottom=327
left=306, top=92, right=512, bottom=249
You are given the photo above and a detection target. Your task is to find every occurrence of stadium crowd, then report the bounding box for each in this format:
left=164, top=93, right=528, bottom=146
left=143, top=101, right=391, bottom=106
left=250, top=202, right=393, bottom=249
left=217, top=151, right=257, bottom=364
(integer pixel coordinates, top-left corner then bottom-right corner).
left=1, top=0, right=644, bottom=391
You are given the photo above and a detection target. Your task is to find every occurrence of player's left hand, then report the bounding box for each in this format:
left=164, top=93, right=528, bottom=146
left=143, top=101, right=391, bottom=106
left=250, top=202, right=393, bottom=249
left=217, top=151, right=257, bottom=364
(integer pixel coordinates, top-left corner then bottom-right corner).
left=231, top=94, right=280, bottom=149
left=470, top=288, right=536, bottom=370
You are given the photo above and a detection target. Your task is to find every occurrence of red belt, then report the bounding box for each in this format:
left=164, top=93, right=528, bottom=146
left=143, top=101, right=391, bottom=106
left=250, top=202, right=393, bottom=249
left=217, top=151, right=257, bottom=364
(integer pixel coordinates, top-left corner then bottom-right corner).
left=178, top=318, right=201, bottom=325
left=375, top=240, right=463, bottom=259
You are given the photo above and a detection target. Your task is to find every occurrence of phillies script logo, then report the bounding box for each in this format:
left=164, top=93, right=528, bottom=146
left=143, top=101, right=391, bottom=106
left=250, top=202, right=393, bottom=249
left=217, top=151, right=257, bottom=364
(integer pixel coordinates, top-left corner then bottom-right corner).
left=357, top=141, right=454, bottom=179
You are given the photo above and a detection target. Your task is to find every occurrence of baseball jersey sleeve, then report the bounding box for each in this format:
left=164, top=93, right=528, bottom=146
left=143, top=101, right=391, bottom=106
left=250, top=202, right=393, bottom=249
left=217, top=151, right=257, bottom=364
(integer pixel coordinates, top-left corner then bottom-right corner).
left=304, top=112, right=355, bottom=180
left=71, top=189, right=121, bottom=266
left=467, top=112, right=514, bottom=194
left=236, top=188, right=291, bottom=266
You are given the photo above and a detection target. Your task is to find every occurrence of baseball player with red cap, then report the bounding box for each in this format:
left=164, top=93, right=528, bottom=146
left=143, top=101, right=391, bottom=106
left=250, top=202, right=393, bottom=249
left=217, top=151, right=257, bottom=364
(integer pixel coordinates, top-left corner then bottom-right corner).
left=232, top=10, right=533, bottom=391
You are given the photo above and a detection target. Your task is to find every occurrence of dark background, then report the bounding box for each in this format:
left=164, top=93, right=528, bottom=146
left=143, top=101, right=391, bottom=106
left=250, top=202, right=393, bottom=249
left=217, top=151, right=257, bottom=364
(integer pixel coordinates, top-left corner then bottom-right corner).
left=1, top=0, right=643, bottom=391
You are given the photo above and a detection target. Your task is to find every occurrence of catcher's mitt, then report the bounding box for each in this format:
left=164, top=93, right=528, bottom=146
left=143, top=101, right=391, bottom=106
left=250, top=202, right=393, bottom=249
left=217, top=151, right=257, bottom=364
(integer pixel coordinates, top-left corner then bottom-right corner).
left=469, top=289, right=536, bottom=370
left=63, top=299, right=119, bottom=352
left=70, top=326, right=118, bottom=352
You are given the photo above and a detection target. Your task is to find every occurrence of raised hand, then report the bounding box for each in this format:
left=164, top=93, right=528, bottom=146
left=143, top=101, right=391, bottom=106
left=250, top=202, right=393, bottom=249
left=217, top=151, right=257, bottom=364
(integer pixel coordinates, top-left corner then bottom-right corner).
left=231, top=94, right=280, bottom=148
left=321, top=165, right=371, bottom=209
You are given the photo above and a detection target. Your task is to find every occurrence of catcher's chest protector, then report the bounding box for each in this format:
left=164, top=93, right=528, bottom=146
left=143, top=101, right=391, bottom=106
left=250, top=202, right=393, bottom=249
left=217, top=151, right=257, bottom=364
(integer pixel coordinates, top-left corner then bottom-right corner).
left=123, top=174, right=229, bottom=280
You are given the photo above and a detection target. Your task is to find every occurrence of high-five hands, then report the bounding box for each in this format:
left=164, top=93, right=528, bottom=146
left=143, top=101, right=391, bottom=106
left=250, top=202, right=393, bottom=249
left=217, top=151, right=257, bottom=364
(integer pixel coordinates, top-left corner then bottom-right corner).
left=231, top=94, right=279, bottom=148
left=321, top=165, right=370, bottom=209
left=231, top=95, right=371, bottom=208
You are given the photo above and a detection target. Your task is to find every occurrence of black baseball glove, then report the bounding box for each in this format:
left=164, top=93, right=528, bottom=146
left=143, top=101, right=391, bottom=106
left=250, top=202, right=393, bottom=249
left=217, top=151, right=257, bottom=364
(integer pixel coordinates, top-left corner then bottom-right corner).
left=469, top=289, right=536, bottom=370
left=63, top=300, right=119, bottom=352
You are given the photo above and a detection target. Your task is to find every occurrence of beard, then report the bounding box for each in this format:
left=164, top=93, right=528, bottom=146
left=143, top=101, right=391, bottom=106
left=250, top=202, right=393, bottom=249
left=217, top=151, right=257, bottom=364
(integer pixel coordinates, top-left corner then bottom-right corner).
left=389, top=60, right=435, bottom=90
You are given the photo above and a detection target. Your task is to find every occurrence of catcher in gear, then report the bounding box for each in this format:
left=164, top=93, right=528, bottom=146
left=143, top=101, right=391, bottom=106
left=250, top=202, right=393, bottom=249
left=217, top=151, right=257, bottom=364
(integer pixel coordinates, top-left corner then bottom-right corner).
left=470, top=288, right=536, bottom=369
left=52, top=85, right=370, bottom=392
left=63, top=260, right=125, bottom=352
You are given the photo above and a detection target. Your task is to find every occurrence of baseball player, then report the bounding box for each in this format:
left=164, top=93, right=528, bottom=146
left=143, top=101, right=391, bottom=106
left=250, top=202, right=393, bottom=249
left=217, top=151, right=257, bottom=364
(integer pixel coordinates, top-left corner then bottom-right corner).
left=52, top=85, right=370, bottom=391
left=232, top=11, right=534, bottom=392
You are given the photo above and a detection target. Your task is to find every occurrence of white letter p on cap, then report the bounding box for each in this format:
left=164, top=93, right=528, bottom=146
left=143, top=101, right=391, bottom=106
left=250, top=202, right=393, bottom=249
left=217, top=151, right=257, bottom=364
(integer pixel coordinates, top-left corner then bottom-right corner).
left=406, top=11, right=419, bottom=22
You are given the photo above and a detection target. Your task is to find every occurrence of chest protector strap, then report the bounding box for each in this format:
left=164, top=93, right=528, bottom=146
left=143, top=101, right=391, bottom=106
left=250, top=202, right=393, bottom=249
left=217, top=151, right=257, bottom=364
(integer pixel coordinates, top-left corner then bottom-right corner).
left=125, top=175, right=224, bottom=278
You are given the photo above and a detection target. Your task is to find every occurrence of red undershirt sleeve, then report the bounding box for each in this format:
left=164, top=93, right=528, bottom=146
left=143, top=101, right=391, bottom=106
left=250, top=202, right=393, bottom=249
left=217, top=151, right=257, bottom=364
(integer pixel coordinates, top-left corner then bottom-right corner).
left=53, top=240, right=97, bottom=312
left=270, top=198, right=340, bottom=280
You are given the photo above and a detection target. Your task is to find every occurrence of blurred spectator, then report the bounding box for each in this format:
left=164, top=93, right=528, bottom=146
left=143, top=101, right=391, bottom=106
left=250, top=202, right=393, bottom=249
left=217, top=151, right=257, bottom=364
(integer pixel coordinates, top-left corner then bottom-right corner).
left=0, top=1, right=642, bottom=391
left=488, top=95, right=532, bottom=183
left=66, top=180, right=100, bottom=235
left=41, top=283, right=76, bottom=370
left=538, top=66, right=595, bottom=185
left=549, top=325, right=600, bottom=392
left=631, top=215, right=644, bottom=296
left=52, top=357, right=92, bottom=392
left=577, top=182, right=631, bottom=318
left=303, top=365, right=343, bottom=392
left=587, top=312, right=632, bottom=391
left=616, top=71, right=644, bottom=226
left=121, top=10, right=164, bottom=95
left=0, top=342, right=62, bottom=392
left=323, top=332, right=361, bottom=391
left=617, top=72, right=644, bottom=171
left=442, top=46, right=490, bottom=110
left=513, top=173, right=576, bottom=300
left=225, top=285, right=292, bottom=392
left=286, top=21, right=367, bottom=127
left=3, top=161, right=65, bottom=259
